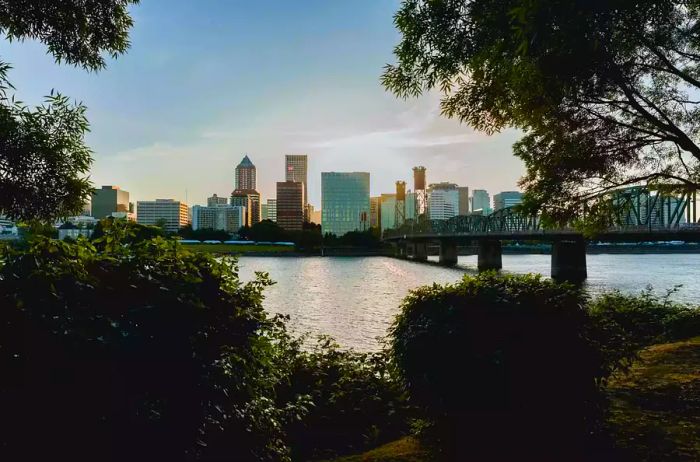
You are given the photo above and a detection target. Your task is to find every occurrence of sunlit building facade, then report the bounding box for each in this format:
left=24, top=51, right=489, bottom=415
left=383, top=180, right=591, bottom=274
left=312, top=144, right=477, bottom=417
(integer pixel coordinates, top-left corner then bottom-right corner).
left=321, top=172, right=370, bottom=237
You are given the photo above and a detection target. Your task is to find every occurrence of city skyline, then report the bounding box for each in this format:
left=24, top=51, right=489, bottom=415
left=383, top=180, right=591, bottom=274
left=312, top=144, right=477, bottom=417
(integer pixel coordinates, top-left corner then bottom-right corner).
left=2, top=0, right=525, bottom=208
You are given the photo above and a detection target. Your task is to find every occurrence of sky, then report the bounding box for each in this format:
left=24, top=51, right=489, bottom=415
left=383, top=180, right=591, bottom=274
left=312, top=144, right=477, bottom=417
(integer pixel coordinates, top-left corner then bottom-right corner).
left=3, top=0, right=524, bottom=208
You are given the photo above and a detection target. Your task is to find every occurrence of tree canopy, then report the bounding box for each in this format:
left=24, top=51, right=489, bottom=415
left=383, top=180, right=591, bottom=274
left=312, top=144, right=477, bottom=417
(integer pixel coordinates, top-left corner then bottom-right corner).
left=0, top=0, right=138, bottom=221
left=383, top=0, right=700, bottom=223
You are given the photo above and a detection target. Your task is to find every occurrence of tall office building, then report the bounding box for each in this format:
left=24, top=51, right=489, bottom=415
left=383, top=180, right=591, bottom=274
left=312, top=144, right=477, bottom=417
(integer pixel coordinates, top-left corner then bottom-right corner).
left=235, top=155, right=256, bottom=191
left=458, top=186, right=470, bottom=215
left=136, top=199, right=189, bottom=233
left=321, top=172, right=370, bottom=237
left=91, top=186, right=131, bottom=219
left=494, top=191, right=523, bottom=211
left=230, top=190, right=261, bottom=227
left=471, top=189, right=491, bottom=213
left=370, top=196, right=382, bottom=228
left=277, top=181, right=305, bottom=231
left=191, top=205, right=245, bottom=232
left=261, top=203, right=269, bottom=221
left=207, top=194, right=229, bottom=207
left=286, top=154, right=308, bottom=220
left=380, top=193, right=396, bottom=231
left=405, top=191, right=416, bottom=221
left=428, top=183, right=460, bottom=221
left=266, top=198, right=277, bottom=222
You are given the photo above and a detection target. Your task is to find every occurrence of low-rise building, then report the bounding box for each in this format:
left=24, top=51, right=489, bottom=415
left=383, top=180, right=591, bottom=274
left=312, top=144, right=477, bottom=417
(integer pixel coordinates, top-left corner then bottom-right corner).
left=191, top=205, right=246, bottom=233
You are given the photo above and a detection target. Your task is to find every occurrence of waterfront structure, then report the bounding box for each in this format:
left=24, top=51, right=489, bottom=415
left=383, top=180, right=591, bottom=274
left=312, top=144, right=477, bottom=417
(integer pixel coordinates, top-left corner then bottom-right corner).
left=276, top=181, right=305, bottom=231
left=91, top=185, right=131, bottom=219
left=207, top=194, right=228, bottom=207
left=321, top=172, right=370, bottom=236
left=136, top=199, right=189, bottom=233
left=471, top=189, right=491, bottom=214
left=230, top=190, right=261, bottom=226
left=370, top=196, right=382, bottom=228
left=428, top=183, right=460, bottom=221
left=380, top=193, right=396, bottom=232
left=191, top=205, right=245, bottom=232
left=494, top=191, right=523, bottom=210
left=458, top=186, right=470, bottom=215
left=235, top=155, right=256, bottom=191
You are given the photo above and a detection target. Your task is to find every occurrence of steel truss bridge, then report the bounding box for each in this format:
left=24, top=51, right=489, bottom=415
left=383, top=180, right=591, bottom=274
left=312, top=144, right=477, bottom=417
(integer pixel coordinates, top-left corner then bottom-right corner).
left=382, top=186, right=700, bottom=281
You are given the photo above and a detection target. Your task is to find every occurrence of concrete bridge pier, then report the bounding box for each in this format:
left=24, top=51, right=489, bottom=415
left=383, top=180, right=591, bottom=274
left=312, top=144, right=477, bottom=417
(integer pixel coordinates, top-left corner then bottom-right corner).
left=439, top=240, right=458, bottom=266
left=551, top=240, right=587, bottom=282
left=478, top=239, right=503, bottom=271
left=413, top=241, right=428, bottom=261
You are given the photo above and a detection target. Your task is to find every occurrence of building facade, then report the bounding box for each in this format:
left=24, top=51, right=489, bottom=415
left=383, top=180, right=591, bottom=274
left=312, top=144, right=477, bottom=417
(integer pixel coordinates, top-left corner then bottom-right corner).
left=91, top=185, right=131, bottom=219
left=136, top=199, right=189, bottom=233
left=458, top=186, right=470, bottom=215
left=191, top=205, right=245, bottom=232
left=230, top=190, right=261, bottom=226
left=428, top=183, right=460, bottom=221
left=266, top=198, right=277, bottom=222
left=494, top=191, right=523, bottom=211
left=276, top=181, right=305, bottom=231
left=370, top=196, right=382, bottom=228
left=235, top=155, right=257, bottom=191
left=380, top=193, right=396, bottom=232
left=321, top=172, right=370, bottom=236
left=207, top=194, right=229, bottom=207
left=471, top=189, right=491, bottom=214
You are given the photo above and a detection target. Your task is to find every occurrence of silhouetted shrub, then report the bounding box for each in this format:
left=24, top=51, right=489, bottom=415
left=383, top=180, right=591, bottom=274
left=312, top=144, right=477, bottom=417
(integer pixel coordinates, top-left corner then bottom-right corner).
left=390, top=272, right=605, bottom=460
left=588, top=287, right=700, bottom=375
left=279, top=336, right=412, bottom=461
left=0, top=223, right=308, bottom=461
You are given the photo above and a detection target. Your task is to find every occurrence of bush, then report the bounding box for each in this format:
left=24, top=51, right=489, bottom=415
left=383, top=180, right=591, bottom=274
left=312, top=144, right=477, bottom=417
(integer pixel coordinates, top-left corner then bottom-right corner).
left=390, top=272, right=605, bottom=460
left=0, top=222, right=308, bottom=461
left=279, top=336, right=412, bottom=461
left=587, top=287, right=700, bottom=375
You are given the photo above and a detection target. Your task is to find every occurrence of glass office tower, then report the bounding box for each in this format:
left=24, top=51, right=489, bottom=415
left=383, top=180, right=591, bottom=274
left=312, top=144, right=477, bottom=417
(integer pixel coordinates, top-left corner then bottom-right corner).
left=321, top=172, right=370, bottom=237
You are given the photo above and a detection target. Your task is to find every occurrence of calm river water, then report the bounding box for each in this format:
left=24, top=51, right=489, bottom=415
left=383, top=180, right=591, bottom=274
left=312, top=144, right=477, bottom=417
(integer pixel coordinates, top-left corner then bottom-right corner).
left=238, top=254, right=700, bottom=351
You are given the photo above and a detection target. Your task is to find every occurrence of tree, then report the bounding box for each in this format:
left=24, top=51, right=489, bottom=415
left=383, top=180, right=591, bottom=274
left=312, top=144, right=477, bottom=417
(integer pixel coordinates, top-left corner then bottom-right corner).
left=0, top=1, right=139, bottom=221
left=383, top=0, right=700, bottom=224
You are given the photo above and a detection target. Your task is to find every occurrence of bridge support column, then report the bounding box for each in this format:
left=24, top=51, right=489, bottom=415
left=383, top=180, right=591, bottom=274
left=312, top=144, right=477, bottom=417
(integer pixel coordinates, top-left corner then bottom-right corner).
left=397, top=242, right=409, bottom=259
left=551, top=240, right=587, bottom=282
left=477, top=239, right=502, bottom=271
left=439, top=240, right=458, bottom=266
left=413, top=242, right=428, bottom=261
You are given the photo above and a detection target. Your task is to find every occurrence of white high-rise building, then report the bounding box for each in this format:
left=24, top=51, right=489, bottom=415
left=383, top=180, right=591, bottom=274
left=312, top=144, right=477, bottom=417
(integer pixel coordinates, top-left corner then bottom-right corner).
left=428, top=183, right=460, bottom=221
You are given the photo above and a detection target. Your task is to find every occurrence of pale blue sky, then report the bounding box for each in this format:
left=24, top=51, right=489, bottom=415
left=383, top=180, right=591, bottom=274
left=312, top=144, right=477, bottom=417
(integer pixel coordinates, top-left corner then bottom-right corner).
left=4, top=0, right=524, bottom=207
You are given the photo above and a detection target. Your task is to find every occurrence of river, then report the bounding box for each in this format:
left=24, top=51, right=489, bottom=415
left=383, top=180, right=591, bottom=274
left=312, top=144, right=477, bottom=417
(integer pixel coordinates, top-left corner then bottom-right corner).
left=238, top=254, right=700, bottom=351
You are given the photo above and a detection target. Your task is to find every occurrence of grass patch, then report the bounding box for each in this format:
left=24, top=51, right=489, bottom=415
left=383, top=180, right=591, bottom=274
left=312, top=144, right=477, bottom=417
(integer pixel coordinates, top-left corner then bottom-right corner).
left=605, top=336, right=700, bottom=461
left=328, top=437, right=427, bottom=462
left=179, top=243, right=295, bottom=254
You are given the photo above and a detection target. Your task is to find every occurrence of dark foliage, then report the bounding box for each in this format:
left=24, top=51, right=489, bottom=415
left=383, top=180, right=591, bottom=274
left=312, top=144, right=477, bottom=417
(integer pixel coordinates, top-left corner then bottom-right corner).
left=324, top=228, right=383, bottom=248
left=91, top=217, right=165, bottom=243
left=0, top=221, right=309, bottom=461
left=178, top=224, right=231, bottom=242
left=390, top=272, right=606, bottom=460
left=280, top=337, right=412, bottom=461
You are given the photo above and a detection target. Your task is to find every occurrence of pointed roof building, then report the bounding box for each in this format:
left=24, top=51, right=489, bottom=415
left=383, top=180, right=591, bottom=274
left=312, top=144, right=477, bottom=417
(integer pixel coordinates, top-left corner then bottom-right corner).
left=235, top=154, right=257, bottom=191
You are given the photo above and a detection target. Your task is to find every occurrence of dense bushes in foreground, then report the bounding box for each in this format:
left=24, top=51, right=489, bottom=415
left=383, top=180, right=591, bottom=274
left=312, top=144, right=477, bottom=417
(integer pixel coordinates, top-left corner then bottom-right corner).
left=0, top=222, right=408, bottom=461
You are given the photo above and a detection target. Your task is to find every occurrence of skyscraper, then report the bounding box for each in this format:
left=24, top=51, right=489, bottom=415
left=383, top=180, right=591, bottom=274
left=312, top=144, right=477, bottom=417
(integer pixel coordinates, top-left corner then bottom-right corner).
left=230, top=190, right=261, bottom=226
left=380, top=193, right=396, bottom=232
left=286, top=154, right=308, bottom=220
left=276, top=181, right=305, bottom=231
left=235, top=155, right=256, bottom=191
left=471, top=189, right=491, bottom=213
left=428, top=183, right=460, bottom=221
left=321, top=172, right=370, bottom=236
left=91, top=186, right=130, bottom=219
left=266, top=198, right=277, bottom=222
left=494, top=191, right=523, bottom=211
left=458, top=186, right=470, bottom=215
left=370, top=196, right=382, bottom=228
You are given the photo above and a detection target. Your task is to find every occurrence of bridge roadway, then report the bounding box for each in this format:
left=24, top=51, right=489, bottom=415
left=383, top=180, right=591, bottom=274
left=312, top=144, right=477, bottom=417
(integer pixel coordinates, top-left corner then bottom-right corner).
left=383, top=226, right=700, bottom=282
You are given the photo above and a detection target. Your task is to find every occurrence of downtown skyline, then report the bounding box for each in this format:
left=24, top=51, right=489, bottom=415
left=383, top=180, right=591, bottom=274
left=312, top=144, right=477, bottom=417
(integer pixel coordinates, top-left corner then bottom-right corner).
left=3, top=0, right=525, bottom=207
